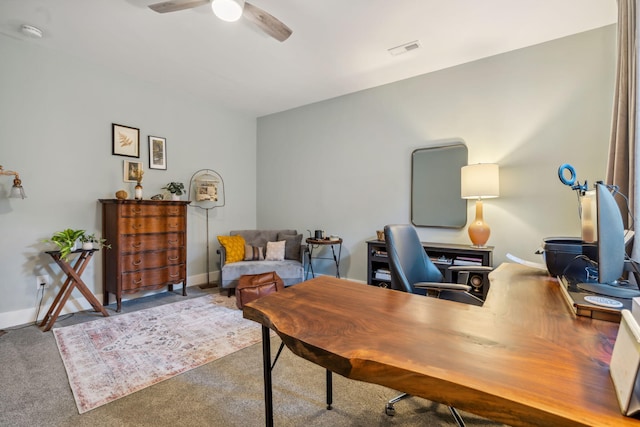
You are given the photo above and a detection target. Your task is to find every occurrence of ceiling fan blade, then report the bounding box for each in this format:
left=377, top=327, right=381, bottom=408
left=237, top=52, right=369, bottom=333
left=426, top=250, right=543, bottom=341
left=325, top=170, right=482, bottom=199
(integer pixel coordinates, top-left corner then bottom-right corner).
left=243, top=2, right=292, bottom=42
left=148, top=0, right=210, bottom=14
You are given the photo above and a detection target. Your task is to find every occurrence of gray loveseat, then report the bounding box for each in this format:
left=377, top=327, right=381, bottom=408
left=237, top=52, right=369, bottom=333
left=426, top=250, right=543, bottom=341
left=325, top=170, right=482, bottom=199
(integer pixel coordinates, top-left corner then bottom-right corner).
left=217, top=229, right=306, bottom=291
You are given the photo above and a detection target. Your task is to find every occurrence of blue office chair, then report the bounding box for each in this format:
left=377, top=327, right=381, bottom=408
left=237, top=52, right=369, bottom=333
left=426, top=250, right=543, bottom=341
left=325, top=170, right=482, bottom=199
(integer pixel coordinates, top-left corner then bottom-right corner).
left=383, top=224, right=491, bottom=425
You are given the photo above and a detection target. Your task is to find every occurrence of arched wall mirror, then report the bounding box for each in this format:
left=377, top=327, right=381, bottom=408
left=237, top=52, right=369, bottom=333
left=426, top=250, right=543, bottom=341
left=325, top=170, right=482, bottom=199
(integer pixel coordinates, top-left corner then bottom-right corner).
left=411, top=141, right=468, bottom=228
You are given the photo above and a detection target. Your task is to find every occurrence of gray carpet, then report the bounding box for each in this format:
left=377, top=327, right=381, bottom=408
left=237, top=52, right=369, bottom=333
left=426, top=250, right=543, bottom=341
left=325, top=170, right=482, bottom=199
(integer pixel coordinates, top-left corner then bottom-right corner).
left=0, top=287, right=506, bottom=426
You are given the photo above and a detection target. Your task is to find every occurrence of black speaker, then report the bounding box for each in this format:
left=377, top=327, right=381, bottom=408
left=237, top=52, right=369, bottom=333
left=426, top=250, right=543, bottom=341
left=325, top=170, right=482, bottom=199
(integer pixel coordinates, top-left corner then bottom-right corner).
left=451, top=269, right=491, bottom=299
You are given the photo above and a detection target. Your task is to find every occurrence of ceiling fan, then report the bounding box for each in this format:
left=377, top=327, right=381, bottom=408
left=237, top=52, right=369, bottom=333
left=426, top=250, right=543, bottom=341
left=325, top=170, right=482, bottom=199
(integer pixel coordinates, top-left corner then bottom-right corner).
left=148, top=0, right=292, bottom=42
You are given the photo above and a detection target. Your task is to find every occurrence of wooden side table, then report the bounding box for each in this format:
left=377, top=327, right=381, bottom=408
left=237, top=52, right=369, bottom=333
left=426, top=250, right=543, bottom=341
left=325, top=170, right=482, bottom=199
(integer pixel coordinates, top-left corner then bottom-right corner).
left=305, top=238, right=343, bottom=279
left=39, top=249, right=108, bottom=332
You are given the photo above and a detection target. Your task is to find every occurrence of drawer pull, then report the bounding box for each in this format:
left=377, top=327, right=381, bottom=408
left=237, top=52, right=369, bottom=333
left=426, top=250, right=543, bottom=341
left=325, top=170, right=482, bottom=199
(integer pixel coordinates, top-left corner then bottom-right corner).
left=169, top=223, right=178, bottom=228
left=132, top=208, right=142, bottom=214
left=133, top=278, right=143, bottom=285
left=169, top=273, right=180, bottom=278
left=169, top=209, right=179, bottom=214
left=168, top=240, right=178, bottom=245
left=132, top=242, right=142, bottom=249
left=132, top=224, right=142, bottom=230
left=168, top=256, right=179, bottom=261
left=132, top=259, right=142, bottom=266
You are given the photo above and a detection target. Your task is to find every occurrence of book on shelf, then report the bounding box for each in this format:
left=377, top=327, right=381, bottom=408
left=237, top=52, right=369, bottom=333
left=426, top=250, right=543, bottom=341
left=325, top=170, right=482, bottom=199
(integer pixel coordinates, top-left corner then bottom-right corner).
left=453, top=256, right=483, bottom=266
left=431, top=256, right=452, bottom=265
left=373, top=249, right=388, bottom=257
left=374, top=268, right=391, bottom=280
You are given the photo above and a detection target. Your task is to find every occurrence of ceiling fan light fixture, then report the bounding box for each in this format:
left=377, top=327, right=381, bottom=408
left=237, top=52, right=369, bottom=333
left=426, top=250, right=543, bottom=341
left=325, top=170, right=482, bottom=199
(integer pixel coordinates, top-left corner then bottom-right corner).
left=212, top=0, right=245, bottom=22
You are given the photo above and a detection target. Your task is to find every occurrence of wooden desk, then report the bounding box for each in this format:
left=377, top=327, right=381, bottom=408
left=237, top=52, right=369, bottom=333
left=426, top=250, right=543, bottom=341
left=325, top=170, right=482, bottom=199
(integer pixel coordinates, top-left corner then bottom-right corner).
left=40, top=249, right=108, bottom=332
left=243, top=263, right=640, bottom=427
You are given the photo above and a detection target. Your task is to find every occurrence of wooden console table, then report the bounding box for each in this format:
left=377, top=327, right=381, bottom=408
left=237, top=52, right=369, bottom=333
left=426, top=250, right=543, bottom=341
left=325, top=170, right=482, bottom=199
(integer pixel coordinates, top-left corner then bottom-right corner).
left=40, top=249, right=108, bottom=332
left=244, top=263, right=639, bottom=427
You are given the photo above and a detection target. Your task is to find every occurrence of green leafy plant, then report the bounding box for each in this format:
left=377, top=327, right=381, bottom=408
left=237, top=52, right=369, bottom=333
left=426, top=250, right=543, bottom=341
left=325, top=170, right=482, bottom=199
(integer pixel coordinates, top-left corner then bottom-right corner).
left=79, top=233, right=111, bottom=249
left=44, top=229, right=86, bottom=260
left=162, top=182, right=185, bottom=195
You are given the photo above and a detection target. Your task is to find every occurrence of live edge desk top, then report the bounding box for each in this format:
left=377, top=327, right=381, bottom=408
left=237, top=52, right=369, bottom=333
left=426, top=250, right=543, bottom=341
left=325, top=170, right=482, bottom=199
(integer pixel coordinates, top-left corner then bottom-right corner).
left=243, top=263, right=640, bottom=427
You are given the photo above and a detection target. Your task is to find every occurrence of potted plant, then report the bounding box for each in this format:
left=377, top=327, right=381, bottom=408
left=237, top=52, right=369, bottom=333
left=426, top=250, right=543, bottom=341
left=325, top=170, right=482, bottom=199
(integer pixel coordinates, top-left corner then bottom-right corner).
left=162, top=182, right=185, bottom=200
left=79, top=233, right=111, bottom=250
left=44, top=229, right=86, bottom=260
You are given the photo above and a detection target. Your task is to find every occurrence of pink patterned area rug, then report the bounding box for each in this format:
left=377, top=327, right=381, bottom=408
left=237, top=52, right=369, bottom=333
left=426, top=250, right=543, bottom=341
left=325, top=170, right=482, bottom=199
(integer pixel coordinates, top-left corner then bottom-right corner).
left=53, top=294, right=262, bottom=414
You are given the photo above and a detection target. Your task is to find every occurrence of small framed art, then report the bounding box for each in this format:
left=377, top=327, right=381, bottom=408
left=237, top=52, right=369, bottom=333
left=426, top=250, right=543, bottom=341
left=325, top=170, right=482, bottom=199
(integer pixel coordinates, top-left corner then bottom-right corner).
left=124, top=160, right=143, bottom=183
left=149, top=136, right=167, bottom=170
left=112, top=123, right=140, bottom=158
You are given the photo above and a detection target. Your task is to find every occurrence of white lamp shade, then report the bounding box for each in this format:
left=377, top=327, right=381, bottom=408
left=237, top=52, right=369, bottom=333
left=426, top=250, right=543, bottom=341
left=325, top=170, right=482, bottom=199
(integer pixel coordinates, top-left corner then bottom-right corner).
left=9, top=184, right=26, bottom=199
left=461, top=163, right=499, bottom=199
left=212, top=0, right=245, bottom=22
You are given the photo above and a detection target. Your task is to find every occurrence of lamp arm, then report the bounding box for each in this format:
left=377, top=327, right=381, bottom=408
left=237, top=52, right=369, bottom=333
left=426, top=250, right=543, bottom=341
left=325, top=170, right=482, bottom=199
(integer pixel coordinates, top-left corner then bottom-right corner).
left=0, top=166, right=20, bottom=178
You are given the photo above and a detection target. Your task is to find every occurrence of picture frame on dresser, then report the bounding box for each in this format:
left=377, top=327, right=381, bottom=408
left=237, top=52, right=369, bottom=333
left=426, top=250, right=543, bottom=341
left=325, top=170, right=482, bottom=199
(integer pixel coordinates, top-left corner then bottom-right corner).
left=148, top=136, right=167, bottom=170
left=112, top=123, right=140, bottom=158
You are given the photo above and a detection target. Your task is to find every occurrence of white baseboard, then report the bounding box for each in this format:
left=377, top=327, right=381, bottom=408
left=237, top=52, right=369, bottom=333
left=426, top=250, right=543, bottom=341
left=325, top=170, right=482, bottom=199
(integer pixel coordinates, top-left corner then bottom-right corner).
left=0, top=271, right=221, bottom=330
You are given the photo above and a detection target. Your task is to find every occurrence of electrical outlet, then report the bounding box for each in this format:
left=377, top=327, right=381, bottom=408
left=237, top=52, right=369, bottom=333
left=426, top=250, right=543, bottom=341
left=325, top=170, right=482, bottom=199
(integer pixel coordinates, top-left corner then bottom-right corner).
left=36, top=275, right=51, bottom=290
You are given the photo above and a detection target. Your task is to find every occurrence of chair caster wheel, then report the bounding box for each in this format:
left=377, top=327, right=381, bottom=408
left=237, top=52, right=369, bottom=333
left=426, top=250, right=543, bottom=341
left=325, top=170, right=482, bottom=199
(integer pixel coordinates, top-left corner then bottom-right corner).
left=385, top=404, right=395, bottom=416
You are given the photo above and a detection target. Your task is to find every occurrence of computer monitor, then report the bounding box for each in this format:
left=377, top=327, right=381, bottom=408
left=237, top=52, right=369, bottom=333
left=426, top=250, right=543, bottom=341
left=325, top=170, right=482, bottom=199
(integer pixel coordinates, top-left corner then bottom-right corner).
left=577, top=183, right=640, bottom=299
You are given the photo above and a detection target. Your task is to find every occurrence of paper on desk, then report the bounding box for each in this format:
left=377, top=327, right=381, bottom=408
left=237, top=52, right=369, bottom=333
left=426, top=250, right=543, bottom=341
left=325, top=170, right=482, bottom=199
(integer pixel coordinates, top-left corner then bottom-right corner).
left=506, top=253, right=547, bottom=271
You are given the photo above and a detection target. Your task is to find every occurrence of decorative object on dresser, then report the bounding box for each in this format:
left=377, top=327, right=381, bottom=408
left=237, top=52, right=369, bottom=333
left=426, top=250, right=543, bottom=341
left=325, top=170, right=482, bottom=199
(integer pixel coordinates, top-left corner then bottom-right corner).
left=99, top=199, right=190, bottom=312
left=188, top=169, right=226, bottom=286
left=367, top=239, right=493, bottom=300
left=162, top=181, right=185, bottom=200
left=217, top=229, right=305, bottom=292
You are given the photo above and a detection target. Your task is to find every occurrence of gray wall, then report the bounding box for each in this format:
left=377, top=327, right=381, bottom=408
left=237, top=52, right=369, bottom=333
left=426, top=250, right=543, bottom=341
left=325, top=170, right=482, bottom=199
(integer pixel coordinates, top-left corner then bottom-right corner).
left=0, top=35, right=257, bottom=327
left=0, top=24, right=616, bottom=327
left=256, top=25, right=616, bottom=281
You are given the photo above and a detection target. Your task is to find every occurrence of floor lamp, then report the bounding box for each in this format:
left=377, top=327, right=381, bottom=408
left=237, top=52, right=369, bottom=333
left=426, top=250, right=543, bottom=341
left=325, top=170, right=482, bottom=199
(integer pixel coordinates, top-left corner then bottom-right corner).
left=188, top=169, right=225, bottom=286
left=461, top=163, right=499, bottom=248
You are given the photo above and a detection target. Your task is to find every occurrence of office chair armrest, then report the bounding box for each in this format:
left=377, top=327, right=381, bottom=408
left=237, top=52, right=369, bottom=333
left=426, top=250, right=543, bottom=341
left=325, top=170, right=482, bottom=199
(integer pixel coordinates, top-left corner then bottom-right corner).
left=447, top=265, right=493, bottom=273
left=414, top=282, right=472, bottom=292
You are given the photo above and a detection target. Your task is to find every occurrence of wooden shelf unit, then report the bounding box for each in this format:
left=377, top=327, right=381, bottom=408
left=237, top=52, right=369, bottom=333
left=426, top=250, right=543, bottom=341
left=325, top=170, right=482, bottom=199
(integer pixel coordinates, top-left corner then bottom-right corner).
left=366, top=239, right=493, bottom=298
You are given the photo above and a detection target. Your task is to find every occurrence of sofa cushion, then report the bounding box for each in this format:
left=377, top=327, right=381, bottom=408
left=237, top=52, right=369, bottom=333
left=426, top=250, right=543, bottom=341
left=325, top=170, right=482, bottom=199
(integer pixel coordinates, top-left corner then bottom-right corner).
left=244, top=245, right=264, bottom=261
left=278, top=233, right=303, bottom=260
left=265, top=241, right=285, bottom=261
left=217, top=235, right=245, bottom=263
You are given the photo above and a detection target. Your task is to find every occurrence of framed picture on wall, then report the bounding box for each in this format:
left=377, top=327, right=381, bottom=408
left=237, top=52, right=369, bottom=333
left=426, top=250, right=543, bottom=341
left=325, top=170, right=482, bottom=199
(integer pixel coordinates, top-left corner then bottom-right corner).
left=123, top=160, right=143, bottom=183
left=112, top=123, right=140, bottom=158
left=148, top=136, right=167, bottom=170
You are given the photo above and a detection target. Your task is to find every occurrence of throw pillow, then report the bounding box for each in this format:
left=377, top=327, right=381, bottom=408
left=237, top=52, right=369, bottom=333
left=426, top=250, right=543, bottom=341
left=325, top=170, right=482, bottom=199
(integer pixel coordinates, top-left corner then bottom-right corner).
left=244, top=244, right=264, bottom=261
left=217, top=235, right=246, bottom=263
left=265, top=240, right=286, bottom=261
left=277, top=233, right=303, bottom=260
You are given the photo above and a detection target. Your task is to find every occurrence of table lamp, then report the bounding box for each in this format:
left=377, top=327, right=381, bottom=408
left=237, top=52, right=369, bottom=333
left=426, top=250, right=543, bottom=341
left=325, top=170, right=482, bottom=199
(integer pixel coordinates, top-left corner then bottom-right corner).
left=461, top=163, right=499, bottom=247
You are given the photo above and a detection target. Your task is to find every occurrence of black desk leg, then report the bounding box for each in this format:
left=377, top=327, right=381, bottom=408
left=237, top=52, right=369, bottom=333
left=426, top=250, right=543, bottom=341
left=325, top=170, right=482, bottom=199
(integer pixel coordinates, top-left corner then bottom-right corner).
left=326, top=369, right=333, bottom=410
left=262, top=326, right=273, bottom=427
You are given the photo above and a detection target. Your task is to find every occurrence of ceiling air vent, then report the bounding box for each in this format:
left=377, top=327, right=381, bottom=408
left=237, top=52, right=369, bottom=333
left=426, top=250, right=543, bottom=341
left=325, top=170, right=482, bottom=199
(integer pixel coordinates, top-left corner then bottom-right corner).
left=388, top=40, right=421, bottom=56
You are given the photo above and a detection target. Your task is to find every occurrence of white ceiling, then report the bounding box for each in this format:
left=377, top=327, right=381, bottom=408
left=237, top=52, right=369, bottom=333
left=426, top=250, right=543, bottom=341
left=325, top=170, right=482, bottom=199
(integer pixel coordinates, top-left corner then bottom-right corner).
left=0, top=0, right=617, bottom=117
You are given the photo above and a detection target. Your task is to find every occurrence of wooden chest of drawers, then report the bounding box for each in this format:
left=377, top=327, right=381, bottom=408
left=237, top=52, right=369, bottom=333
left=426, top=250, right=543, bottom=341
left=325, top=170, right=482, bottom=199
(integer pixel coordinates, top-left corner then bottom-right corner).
left=99, top=199, right=190, bottom=311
